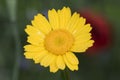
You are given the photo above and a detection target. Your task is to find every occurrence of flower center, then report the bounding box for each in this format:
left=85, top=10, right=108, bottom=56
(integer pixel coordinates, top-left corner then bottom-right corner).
left=44, top=29, right=74, bottom=55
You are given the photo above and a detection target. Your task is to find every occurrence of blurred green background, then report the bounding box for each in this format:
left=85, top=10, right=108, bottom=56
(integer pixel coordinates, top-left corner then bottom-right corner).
left=0, top=0, right=120, bottom=80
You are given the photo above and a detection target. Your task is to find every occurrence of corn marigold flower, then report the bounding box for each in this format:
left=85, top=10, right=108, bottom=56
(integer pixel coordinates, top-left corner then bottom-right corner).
left=24, top=7, right=94, bottom=73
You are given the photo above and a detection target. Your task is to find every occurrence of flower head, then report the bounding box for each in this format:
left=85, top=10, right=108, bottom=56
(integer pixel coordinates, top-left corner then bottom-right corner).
left=24, top=7, right=94, bottom=73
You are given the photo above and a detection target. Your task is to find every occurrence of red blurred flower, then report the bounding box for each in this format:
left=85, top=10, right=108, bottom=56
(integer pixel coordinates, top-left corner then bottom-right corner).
left=78, top=10, right=112, bottom=54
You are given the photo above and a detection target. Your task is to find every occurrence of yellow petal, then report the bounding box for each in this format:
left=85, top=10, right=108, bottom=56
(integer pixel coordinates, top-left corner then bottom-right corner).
left=33, top=50, right=48, bottom=63
left=41, top=53, right=55, bottom=67
left=48, top=9, right=59, bottom=30
left=56, top=55, right=65, bottom=70
left=32, top=14, right=51, bottom=34
left=66, top=12, right=80, bottom=32
left=58, top=7, right=71, bottom=29
left=25, top=25, right=45, bottom=38
left=27, top=35, right=43, bottom=45
left=24, top=51, right=41, bottom=59
left=63, top=54, right=78, bottom=71
left=65, top=52, right=79, bottom=65
left=80, top=24, right=92, bottom=33
left=24, top=50, right=47, bottom=63
left=71, top=40, right=94, bottom=52
left=73, top=24, right=92, bottom=37
left=75, top=33, right=92, bottom=43
left=24, top=44, right=44, bottom=52
left=72, top=17, right=86, bottom=37
left=50, top=58, right=58, bottom=73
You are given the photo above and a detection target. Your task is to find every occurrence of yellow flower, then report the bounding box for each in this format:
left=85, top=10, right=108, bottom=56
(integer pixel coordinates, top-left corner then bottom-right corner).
left=24, top=7, right=94, bottom=73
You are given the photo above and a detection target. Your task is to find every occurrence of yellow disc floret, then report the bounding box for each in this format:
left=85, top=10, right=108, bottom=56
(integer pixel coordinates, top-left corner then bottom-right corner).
left=44, top=29, right=74, bottom=55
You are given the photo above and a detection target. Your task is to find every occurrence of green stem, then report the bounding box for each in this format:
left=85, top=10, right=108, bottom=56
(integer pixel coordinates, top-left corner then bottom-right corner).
left=11, top=22, right=21, bottom=80
left=60, top=68, right=70, bottom=80
left=6, top=0, right=21, bottom=80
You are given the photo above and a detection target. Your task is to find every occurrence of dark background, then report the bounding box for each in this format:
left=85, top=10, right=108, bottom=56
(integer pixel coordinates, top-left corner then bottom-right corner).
left=0, top=0, right=120, bottom=80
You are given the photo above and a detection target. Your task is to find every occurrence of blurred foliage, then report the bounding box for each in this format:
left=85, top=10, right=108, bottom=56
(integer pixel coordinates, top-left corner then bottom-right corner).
left=0, top=0, right=120, bottom=80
